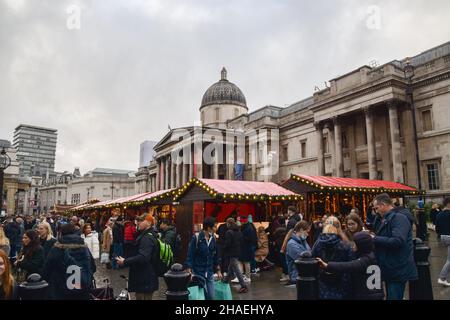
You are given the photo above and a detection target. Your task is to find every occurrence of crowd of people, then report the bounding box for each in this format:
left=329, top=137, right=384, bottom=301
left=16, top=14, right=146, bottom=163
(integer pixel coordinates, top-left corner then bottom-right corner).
left=1, top=193, right=449, bottom=301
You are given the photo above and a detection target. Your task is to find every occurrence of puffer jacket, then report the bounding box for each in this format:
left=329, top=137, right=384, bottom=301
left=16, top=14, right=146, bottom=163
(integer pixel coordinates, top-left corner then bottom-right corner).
left=312, top=233, right=353, bottom=300
left=43, top=234, right=96, bottom=300
left=223, top=224, right=243, bottom=259
left=81, top=232, right=100, bottom=259
left=326, top=251, right=384, bottom=300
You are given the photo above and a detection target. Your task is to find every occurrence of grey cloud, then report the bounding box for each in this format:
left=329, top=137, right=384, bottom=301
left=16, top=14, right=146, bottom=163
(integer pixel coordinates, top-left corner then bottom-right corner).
left=0, top=0, right=449, bottom=174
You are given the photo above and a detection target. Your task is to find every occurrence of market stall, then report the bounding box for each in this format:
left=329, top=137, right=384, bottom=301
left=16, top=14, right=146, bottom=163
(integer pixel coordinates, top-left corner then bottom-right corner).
left=281, top=174, right=421, bottom=222
left=172, top=178, right=303, bottom=262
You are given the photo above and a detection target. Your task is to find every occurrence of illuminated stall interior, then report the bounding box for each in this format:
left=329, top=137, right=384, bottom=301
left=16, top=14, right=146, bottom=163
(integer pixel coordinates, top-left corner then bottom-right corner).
left=282, top=174, right=421, bottom=222
left=172, top=178, right=303, bottom=262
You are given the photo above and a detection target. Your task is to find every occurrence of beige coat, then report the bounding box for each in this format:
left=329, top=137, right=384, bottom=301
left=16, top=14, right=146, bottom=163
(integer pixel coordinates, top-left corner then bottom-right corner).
left=102, top=226, right=112, bottom=253
left=255, top=231, right=269, bottom=262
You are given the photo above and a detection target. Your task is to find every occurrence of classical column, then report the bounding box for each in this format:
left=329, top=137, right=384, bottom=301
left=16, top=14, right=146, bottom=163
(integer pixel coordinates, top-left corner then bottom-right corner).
left=213, top=148, right=219, bottom=179
left=182, top=163, right=188, bottom=184
left=189, top=147, right=194, bottom=180
left=325, top=123, right=336, bottom=176
left=334, top=117, right=344, bottom=177
left=388, top=102, right=404, bottom=183
left=156, top=160, right=160, bottom=191
left=171, top=160, right=176, bottom=188
left=164, top=157, right=170, bottom=189
left=365, top=107, right=378, bottom=180
left=315, top=122, right=325, bottom=176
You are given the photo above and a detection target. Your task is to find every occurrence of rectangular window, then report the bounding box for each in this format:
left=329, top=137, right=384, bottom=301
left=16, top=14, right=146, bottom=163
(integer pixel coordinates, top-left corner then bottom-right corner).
left=301, top=141, right=306, bottom=158
left=58, top=191, right=62, bottom=197
left=323, top=136, right=329, bottom=153
left=427, top=163, right=440, bottom=190
left=422, top=110, right=433, bottom=132
left=215, top=108, right=220, bottom=122
left=282, top=145, right=288, bottom=162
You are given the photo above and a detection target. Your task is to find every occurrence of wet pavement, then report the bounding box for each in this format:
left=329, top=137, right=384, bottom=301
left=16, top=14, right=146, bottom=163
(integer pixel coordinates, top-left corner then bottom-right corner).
left=94, top=229, right=450, bottom=300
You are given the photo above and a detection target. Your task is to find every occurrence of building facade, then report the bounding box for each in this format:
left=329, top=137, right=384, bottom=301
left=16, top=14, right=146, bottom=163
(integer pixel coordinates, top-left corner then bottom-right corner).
left=0, top=140, right=31, bottom=216
left=39, top=168, right=136, bottom=213
left=137, top=42, right=450, bottom=202
left=13, top=124, right=57, bottom=178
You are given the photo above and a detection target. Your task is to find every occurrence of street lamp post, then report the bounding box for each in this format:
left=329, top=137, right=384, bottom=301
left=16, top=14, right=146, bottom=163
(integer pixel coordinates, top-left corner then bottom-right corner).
left=404, top=60, right=423, bottom=195
left=0, top=148, right=12, bottom=214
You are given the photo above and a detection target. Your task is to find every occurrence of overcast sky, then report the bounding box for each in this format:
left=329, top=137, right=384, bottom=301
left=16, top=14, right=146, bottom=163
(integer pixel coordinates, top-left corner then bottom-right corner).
left=1, top=0, right=449, bottom=174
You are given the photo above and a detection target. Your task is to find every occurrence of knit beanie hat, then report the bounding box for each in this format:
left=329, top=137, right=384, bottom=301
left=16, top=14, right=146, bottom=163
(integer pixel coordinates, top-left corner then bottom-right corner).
left=353, top=232, right=373, bottom=254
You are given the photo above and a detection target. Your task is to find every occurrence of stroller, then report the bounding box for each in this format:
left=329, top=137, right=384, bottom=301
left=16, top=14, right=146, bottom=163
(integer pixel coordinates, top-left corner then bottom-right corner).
left=90, top=278, right=115, bottom=300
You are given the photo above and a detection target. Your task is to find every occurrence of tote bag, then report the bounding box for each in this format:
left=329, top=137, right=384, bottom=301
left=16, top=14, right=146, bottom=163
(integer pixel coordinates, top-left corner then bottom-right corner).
left=188, top=286, right=205, bottom=300
left=214, top=281, right=232, bottom=300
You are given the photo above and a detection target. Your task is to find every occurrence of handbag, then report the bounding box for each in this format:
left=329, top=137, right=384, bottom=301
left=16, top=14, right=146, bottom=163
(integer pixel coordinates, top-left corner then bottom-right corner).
left=188, top=286, right=205, bottom=300
left=100, top=252, right=110, bottom=264
left=214, top=281, right=232, bottom=300
left=16, top=268, right=28, bottom=284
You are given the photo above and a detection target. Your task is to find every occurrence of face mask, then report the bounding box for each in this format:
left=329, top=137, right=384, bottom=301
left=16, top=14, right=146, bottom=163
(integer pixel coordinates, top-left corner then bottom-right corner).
left=300, top=235, right=307, bottom=241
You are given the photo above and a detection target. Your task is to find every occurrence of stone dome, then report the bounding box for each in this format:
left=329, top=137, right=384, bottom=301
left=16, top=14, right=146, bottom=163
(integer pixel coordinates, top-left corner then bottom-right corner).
left=200, top=68, right=247, bottom=110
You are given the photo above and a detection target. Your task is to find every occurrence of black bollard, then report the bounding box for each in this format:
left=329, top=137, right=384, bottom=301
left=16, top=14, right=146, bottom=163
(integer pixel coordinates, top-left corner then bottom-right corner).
left=409, top=238, right=434, bottom=300
left=18, top=273, right=49, bottom=300
left=164, top=263, right=191, bottom=300
left=416, top=209, right=428, bottom=241
left=295, top=252, right=319, bottom=300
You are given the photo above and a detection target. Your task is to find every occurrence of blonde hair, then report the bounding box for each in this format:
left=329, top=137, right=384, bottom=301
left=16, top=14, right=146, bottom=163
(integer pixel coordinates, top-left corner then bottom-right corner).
left=0, top=228, right=10, bottom=246
left=38, top=222, right=53, bottom=241
left=323, top=216, right=349, bottom=242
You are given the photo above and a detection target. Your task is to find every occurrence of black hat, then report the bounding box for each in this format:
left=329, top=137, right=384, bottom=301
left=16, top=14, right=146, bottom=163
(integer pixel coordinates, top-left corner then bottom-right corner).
left=353, top=232, right=373, bottom=254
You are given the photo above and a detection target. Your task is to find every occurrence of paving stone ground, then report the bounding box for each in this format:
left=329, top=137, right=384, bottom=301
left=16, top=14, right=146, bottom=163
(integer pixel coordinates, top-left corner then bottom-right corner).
left=94, top=229, right=450, bottom=300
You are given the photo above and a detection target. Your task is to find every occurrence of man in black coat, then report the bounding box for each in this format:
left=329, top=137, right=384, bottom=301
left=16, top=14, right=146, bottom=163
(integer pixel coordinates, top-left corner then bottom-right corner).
left=372, top=193, right=418, bottom=300
left=112, top=217, right=125, bottom=269
left=4, top=216, right=21, bottom=260
left=116, top=213, right=159, bottom=300
left=436, top=197, right=450, bottom=287
left=286, top=206, right=301, bottom=231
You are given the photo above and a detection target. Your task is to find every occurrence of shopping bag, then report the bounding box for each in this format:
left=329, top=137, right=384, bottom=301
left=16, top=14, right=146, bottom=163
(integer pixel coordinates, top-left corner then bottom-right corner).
left=100, top=252, right=110, bottom=264
left=214, top=281, right=233, bottom=300
left=188, top=286, right=205, bottom=300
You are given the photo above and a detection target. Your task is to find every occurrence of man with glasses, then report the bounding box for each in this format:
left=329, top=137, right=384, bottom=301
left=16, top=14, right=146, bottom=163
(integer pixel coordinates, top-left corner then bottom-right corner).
left=371, top=193, right=418, bottom=300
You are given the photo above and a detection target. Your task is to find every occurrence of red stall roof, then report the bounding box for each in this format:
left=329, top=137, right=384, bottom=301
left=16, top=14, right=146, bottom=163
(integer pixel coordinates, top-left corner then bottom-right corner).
left=174, top=178, right=302, bottom=201
left=131, top=189, right=176, bottom=202
left=289, top=174, right=419, bottom=194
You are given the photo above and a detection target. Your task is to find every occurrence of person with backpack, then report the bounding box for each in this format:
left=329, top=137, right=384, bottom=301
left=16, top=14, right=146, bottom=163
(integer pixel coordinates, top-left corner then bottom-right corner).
left=185, top=217, right=223, bottom=300
left=159, top=219, right=177, bottom=253
left=43, top=223, right=96, bottom=300
left=116, top=213, right=159, bottom=300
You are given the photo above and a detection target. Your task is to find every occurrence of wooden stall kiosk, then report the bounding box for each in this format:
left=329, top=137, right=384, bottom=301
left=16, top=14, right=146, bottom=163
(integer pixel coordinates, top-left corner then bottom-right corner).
left=67, top=189, right=177, bottom=228
left=282, top=174, right=420, bottom=222
left=172, top=178, right=303, bottom=263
